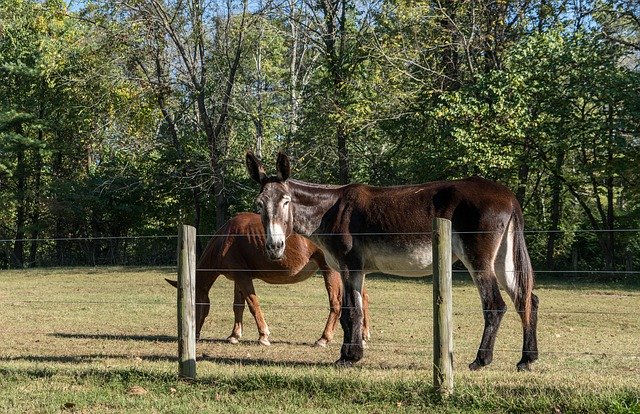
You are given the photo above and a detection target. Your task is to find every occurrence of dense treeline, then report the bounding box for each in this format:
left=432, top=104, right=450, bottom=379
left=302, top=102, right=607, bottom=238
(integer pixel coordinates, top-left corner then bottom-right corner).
left=1, top=0, right=639, bottom=271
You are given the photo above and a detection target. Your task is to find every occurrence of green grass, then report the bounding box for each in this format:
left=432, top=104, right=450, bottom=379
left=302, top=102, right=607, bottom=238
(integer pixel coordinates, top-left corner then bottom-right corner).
left=1, top=267, right=639, bottom=413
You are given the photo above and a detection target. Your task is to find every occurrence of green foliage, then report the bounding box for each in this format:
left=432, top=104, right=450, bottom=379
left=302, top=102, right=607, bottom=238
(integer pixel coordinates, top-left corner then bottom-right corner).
left=1, top=0, right=639, bottom=270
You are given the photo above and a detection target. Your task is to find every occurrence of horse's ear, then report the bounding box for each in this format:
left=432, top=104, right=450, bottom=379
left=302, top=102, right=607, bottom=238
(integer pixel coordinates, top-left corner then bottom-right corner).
left=246, top=151, right=267, bottom=184
left=276, top=152, right=290, bottom=181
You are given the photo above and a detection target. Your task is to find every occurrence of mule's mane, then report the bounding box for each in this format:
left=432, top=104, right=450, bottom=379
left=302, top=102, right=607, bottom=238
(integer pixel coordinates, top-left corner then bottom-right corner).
left=288, top=179, right=346, bottom=190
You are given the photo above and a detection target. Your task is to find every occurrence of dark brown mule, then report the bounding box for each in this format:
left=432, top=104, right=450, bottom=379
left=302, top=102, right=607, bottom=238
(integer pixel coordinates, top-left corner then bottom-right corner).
left=246, top=152, right=538, bottom=371
left=166, top=212, right=370, bottom=347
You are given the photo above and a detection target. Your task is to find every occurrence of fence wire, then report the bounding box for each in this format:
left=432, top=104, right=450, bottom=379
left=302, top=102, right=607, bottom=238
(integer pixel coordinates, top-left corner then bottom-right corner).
left=1, top=229, right=639, bottom=371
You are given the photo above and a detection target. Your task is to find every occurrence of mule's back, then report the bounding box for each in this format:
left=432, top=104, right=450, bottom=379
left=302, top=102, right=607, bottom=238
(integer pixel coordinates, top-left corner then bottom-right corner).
left=340, top=177, right=516, bottom=235
left=312, top=177, right=518, bottom=276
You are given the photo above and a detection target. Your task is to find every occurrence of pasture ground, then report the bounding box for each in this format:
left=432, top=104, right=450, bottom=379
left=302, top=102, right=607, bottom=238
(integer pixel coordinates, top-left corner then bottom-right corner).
left=0, top=267, right=638, bottom=413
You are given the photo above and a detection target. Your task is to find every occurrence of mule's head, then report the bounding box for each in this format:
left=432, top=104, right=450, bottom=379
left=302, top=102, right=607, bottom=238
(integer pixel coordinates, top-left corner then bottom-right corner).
left=246, top=151, right=293, bottom=260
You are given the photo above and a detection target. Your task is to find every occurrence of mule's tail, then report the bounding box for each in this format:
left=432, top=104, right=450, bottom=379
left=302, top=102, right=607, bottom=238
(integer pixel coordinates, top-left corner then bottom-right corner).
left=512, top=208, right=534, bottom=326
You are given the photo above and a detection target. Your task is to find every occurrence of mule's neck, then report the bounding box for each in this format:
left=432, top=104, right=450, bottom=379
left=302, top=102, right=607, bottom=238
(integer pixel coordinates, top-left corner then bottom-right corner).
left=286, top=179, right=344, bottom=236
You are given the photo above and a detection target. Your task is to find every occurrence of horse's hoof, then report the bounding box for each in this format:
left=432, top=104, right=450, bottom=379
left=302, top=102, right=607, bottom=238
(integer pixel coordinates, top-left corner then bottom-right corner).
left=314, top=339, right=328, bottom=348
left=259, top=338, right=271, bottom=346
left=227, top=336, right=239, bottom=344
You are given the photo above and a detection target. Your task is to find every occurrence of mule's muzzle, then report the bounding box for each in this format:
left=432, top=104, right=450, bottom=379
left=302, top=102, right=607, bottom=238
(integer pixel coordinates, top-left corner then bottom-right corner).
left=266, top=240, right=285, bottom=260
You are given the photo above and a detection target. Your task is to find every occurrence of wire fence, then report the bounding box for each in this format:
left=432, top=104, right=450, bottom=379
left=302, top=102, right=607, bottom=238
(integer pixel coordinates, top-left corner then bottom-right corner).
left=1, top=227, right=638, bottom=271
left=1, top=229, right=639, bottom=373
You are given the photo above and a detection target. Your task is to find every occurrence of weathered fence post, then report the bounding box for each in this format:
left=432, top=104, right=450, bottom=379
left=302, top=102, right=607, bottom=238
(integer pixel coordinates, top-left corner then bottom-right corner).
left=177, top=225, right=196, bottom=380
left=432, top=218, right=453, bottom=396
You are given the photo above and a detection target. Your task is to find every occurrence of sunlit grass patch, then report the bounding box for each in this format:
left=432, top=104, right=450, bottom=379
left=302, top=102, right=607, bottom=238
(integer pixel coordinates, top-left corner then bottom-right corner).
left=0, top=267, right=638, bottom=413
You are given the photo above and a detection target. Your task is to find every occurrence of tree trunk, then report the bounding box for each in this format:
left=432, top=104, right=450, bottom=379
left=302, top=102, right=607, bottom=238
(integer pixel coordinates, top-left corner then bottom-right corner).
left=28, top=146, right=43, bottom=266
left=193, top=188, right=203, bottom=257
left=321, top=0, right=350, bottom=183
left=287, top=0, right=300, bottom=151
left=603, top=166, right=615, bottom=271
left=13, top=144, right=26, bottom=268
left=545, top=150, right=565, bottom=270
left=440, top=0, right=460, bottom=91
left=516, top=136, right=531, bottom=207
left=337, top=124, right=350, bottom=184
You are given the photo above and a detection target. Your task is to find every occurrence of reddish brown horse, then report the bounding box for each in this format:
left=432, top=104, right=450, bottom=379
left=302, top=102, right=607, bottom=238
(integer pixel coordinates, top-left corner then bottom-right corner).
left=246, top=152, right=538, bottom=371
left=167, top=212, right=370, bottom=347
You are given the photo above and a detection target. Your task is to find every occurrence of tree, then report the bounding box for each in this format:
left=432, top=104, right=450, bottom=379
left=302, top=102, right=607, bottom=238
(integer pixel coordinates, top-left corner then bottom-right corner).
left=102, top=0, right=253, bottom=228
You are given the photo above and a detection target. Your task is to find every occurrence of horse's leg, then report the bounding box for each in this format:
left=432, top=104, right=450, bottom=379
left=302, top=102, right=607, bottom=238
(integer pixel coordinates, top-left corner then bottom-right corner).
left=315, top=268, right=342, bottom=347
left=337, top=267, right=365, bottom=366
left=236, top=278, right=271, bottom=346
left=227, top=282, right=244, bottom=344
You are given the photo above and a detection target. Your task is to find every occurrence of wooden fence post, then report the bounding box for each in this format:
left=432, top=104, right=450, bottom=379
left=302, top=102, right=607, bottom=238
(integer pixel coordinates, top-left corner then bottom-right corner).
left=177, top=225, right=196, bottom=380
left=432, top=218, right=453, bottom=396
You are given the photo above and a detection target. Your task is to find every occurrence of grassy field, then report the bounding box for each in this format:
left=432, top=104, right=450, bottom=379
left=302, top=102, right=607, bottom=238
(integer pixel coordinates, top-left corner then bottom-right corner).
left=0, top=267, right=638, bottom=413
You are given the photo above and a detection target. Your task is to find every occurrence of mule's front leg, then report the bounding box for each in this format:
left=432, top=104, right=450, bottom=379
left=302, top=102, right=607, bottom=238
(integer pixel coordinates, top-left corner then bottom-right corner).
left=337, top=269, right=365, bottom=366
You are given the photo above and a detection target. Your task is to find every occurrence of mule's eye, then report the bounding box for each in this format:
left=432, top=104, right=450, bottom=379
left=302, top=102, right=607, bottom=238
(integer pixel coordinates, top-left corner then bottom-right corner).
left=283, top=200, right=290, bottom=207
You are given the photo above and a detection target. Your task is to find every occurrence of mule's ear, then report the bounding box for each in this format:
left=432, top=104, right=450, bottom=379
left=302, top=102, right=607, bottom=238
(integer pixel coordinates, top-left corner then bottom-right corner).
left=165, top=278, right=178, bottom=289
left=276, top=152, right=290, bottom=181
left=246, top=151, right=267, bottom=184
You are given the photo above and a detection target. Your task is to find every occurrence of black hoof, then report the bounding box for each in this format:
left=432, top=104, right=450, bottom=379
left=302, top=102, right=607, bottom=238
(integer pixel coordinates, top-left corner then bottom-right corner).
left=517, top=361, right=532, bottom=372
left=468, top=361, right=484, bottom=371
left=335, top=358, right=356, bottom=368
left=340, top=342, right=364, bottom=363
left=469, top=355, right=492, bottom=371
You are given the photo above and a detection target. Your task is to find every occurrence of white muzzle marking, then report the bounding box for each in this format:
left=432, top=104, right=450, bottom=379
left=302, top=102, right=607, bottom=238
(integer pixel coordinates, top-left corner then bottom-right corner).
left=266, top=222, right=286, bottom=259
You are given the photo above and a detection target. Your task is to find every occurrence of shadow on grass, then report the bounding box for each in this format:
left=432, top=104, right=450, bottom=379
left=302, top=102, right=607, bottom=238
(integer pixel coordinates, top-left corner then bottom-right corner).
left=32, top=332, right=340, bottom=368
left=49, top=332, right=318, bottom=347
left=50, top=332, right=177, bottom=342
left=0, top=353, right=340, bottom=369
left=0, top=354, right=178, bottom=363
left=200, top=354, right=336, bottom=368
left=0, top=353, right=333, bottom=367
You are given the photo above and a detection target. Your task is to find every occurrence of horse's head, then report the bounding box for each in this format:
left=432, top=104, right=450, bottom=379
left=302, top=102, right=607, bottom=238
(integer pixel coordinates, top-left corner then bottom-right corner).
left=246, top=151, right=293, bottom=260
left=165, top=276, right=212, bottom=340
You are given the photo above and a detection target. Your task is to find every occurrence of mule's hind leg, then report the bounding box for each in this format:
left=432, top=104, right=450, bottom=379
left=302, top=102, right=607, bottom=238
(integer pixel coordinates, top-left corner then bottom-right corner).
left=469, top=274, right=507, bottom=370
left=516, top=293, right=539, bottom=371
left=494, top=225, right=539, bottom=371
left=227, top=283, right=245, bottom=344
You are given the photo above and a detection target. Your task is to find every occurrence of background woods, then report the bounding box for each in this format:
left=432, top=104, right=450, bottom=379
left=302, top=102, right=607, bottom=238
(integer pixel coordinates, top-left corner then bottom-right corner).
left=1, top=0, right=639, bottom=271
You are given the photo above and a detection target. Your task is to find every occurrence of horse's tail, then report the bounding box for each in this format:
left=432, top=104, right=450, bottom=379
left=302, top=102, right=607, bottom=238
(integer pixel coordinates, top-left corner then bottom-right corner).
left=512, top=207, right=534, bottom=326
